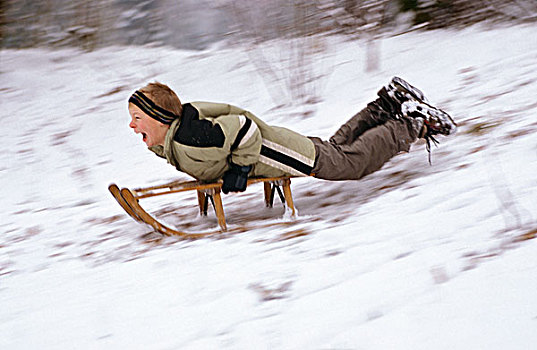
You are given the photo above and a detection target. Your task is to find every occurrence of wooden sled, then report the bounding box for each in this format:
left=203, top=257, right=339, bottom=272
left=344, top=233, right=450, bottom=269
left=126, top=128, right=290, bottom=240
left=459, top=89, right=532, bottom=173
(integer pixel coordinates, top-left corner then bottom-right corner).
left=109, top=176, right=297, bottom=238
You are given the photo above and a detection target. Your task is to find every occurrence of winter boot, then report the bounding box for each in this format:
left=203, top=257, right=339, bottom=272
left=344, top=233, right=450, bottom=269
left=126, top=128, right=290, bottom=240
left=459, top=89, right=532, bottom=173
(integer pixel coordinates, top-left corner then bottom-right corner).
left=377, top=76, right=428, bottom=115
left=386, top=76, right=429, bottom=105
left=401, top=100, right=456, bottom=137
left=378, top=76, right=457, bottom=163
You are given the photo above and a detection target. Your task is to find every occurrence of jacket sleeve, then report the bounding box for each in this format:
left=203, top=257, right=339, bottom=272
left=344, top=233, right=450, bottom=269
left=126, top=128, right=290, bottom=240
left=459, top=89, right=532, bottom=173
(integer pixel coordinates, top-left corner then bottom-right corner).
left=214, top=114, right=262, bottom=167
left=192, top=102, right=263, bottom=167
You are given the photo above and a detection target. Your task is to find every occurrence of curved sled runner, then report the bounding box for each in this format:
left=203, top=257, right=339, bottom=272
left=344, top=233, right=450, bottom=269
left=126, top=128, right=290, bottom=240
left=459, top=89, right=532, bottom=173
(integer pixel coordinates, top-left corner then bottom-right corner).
left=109, top=177, right=297, bottom=237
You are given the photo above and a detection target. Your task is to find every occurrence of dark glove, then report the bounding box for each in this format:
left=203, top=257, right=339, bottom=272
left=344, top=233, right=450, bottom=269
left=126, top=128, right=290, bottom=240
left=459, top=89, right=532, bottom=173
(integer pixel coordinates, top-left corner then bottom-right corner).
left=222, top=163, right=252, bottom=194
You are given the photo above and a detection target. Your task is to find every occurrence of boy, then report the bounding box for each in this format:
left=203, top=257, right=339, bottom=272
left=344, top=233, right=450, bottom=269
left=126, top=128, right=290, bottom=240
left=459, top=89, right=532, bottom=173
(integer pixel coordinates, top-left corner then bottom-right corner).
left=128, top=77, right=456, bottom=193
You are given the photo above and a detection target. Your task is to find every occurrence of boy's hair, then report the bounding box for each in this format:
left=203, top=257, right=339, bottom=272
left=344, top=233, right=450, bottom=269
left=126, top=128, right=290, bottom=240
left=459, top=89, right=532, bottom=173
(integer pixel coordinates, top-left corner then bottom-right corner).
left=139, top=82, right=183, bottom=117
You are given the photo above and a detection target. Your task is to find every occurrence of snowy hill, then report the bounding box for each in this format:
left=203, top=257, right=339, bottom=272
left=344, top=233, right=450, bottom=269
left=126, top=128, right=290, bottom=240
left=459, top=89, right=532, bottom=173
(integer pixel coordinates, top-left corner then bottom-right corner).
left=1, top=23, right=536, bottom=349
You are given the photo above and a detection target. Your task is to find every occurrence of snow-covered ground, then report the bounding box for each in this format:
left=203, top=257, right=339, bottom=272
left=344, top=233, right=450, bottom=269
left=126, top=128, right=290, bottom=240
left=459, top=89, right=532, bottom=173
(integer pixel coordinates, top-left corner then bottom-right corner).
left=1, top=23, right=536, bottom=349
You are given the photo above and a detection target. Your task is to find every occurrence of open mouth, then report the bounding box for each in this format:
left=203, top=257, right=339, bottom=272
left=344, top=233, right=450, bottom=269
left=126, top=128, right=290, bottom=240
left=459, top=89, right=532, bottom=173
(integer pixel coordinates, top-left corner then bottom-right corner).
left=142, top=133, right=147, bottom=142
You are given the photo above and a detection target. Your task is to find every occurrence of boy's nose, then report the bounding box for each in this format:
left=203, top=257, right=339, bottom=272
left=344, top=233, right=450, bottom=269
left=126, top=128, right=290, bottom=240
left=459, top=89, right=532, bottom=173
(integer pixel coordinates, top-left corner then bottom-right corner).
left=129, top=121, right=136, bottom=128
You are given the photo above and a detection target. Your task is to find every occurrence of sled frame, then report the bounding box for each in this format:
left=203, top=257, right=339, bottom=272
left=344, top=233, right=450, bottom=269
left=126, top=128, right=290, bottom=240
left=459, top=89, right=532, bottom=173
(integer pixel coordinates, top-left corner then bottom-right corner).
left=109, top=176, right=296, bottom=237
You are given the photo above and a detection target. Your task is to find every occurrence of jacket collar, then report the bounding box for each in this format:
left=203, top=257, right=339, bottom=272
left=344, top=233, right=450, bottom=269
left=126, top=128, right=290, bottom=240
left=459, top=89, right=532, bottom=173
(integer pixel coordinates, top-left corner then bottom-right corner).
left=163, top=112, right=182, bottom=168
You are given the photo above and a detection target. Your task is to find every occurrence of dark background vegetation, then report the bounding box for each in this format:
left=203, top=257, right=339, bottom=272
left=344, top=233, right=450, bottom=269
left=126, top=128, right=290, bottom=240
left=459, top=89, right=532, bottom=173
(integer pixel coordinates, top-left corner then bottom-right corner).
left=1, top=0, right=536, bottom=51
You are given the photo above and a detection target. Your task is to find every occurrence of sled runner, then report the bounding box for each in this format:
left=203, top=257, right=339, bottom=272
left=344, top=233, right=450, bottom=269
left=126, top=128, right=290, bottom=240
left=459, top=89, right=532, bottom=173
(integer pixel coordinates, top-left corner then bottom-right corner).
left=109, top=176, right=297, bottom=237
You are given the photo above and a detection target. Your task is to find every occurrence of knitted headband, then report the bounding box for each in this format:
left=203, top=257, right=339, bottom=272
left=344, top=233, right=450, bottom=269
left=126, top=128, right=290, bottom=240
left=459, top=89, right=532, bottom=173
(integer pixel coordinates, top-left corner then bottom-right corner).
left=128, top=90, right=179, bottom=125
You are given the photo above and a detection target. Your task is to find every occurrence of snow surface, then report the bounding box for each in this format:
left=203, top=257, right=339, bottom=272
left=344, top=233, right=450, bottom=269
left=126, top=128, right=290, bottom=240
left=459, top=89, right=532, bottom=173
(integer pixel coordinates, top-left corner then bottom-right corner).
left=1, top=23, right=537, bottom=349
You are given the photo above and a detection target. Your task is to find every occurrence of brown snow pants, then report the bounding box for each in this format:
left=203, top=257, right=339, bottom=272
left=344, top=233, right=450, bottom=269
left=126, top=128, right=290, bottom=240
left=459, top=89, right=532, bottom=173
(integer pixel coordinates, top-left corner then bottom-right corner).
left=309, top=101, right=417, bottom=180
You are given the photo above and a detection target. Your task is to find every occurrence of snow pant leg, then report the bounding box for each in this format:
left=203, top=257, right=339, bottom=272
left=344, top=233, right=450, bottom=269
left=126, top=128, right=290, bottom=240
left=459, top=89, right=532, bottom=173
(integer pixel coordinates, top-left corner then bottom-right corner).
left=329, top=100, right=390, bottom=146
left=310, top=119, right=416, bottom=180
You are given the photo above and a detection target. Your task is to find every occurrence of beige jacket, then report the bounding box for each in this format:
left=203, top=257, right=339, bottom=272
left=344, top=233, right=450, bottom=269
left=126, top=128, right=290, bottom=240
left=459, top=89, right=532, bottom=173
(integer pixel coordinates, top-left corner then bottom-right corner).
left=149, top=102, right=316, bottom=181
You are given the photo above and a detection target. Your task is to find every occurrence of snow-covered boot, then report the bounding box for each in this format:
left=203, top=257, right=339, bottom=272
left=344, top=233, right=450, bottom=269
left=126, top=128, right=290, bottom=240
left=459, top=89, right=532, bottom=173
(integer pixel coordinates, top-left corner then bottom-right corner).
left=382, top=76, right=456, bottom=134
left=386, top=76, right=429, bottom=104
left=378, top=76, right=457, bottom=163
left=401, top=100, right=456, bottom=137
left=377, top=76, right=428, bottom=115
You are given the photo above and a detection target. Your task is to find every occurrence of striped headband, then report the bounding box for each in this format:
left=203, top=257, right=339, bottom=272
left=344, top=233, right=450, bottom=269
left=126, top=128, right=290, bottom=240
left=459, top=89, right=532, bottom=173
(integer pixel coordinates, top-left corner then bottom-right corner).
left=128, top=90, right=179, bottom=125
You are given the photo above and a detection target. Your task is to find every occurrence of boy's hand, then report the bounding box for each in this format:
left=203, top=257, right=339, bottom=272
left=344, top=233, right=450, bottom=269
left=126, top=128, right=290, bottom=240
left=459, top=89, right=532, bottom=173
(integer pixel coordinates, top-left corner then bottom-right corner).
left=222, top=163, right=252, bottom=194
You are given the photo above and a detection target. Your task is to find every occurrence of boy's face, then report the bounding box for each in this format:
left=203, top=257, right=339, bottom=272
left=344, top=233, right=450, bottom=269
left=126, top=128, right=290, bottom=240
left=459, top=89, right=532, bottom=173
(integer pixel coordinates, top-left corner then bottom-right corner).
left=128, top=104, right=169, bottom=147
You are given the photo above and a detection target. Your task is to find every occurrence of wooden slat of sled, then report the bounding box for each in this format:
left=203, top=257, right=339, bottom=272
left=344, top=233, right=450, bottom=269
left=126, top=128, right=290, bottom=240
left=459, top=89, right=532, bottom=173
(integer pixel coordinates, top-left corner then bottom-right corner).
left=110, top=176, right=297, bottom=234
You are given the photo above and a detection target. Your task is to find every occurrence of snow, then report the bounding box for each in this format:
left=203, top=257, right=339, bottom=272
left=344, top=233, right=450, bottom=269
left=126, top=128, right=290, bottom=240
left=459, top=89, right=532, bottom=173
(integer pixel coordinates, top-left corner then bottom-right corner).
left=2, top=23, right=537, bottom=349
